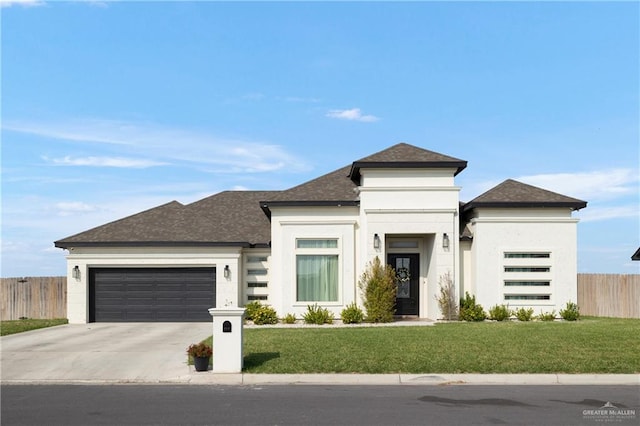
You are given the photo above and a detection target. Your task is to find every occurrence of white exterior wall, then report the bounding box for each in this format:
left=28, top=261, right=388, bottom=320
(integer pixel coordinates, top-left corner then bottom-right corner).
left=459, top=239, right=473, bottom=297
left=467, top=208, right=579, bottom=313
left=359, top=168, right=460, bottom=319
left=64, top=246, right=243, bottom=324
left=268, top=206, right=360, bottom=318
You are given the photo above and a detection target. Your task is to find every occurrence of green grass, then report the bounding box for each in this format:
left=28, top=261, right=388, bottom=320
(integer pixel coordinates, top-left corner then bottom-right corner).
left=1, top=318, right=68, bottom=336
left=204, top=317, right=640, bottom=374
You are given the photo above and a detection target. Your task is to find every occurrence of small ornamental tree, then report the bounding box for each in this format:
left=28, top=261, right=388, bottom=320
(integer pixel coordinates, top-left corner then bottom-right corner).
left=435, top=271, right=458, bottom=320
left=358, top=256, right=397, bottom=323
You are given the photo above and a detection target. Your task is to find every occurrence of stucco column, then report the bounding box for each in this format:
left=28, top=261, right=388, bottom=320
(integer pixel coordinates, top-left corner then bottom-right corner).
left=208, top=308, right=245, bottom=373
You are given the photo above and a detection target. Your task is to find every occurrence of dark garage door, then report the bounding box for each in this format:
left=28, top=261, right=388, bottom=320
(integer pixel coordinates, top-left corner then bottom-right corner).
left=90, top=268, right=216, bottom=322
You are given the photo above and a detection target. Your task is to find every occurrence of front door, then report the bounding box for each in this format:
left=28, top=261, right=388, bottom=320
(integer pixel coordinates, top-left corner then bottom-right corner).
left=387, top=253, right=419, bottom=316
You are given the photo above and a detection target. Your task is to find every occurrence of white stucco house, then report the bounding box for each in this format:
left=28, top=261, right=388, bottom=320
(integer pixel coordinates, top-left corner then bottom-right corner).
left=55, top=143, right=587, bottom=323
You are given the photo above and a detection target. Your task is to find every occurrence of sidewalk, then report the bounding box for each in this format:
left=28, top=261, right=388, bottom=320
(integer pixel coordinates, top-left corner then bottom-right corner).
left=4, top=373, right=638, bottom=386
left=180, top=372, right=640, bottom=386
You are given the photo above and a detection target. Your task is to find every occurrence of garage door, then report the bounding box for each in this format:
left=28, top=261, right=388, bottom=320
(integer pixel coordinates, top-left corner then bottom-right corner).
left=89, top=268, right=216, bottom=322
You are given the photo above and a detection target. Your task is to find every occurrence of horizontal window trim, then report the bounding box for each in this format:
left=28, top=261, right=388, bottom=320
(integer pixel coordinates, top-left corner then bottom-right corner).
left=504, top=281, right=551, bottom=287
left=504, top=252, right=550, bottom=259
left=504, top=267, right=550, bottom=273
left=247, top=295, right=268, bottom=301
left=504, top=294, right=551, bottom=300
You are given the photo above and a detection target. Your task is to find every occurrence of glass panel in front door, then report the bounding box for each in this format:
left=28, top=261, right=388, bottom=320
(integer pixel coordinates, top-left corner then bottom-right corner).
left=395, top=257, right=411, bottom=299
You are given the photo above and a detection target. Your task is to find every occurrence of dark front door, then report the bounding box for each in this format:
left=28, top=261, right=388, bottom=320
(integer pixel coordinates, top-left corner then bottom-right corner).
left=388, top=253, right=419, bottom=316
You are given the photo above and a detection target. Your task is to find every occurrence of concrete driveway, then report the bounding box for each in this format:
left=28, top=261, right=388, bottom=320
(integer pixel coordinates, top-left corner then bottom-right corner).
left=1, top=323, right=212, bottom=383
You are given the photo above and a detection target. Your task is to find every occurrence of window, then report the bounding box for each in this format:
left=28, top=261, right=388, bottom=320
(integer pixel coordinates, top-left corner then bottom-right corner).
left=505, top=294, right=550, bottom=300
left=248, top=282, right=268, bottom=288
left=247, top=269, right=268, bottom=276
left=389, top=241, right=419, bottom=249
left=247, top=256, right=268, bottom=263
left=297, top=239, right=338, bottom=249
left=504, top=267, right=550, bottom=273
left=504, top=252, right=550, bottom=258
left=296, top=238, right=339, bottom=302
left=248, top=295, right=268, bottom=301
left=504, top=281, right=550, bottom=287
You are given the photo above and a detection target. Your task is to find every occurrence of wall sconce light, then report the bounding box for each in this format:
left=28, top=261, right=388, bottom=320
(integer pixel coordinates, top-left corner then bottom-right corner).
left=443, top=233, right=450, bottom=249
left=224, top=265, right=230, bottom=279
left=72, top=265, right=81, bottom=280
left=373, top=233, right=381, bottom=250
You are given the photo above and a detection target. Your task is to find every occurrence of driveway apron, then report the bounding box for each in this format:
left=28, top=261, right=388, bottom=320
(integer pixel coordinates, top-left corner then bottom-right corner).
left=1, top=323, right=212, bottom=383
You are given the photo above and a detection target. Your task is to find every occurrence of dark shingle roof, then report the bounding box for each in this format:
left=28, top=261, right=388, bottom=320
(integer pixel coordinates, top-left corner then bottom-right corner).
left=260, top=143, right=466, bottom=210
left=260, top=165, right=358, bottom=209
left=348, top=142, right=467, bottom=182
left=54, top=191, right=275, bottom=248
left=462, top=179, right=587, bottom=212
left=632, top=247, right=640, bottom=261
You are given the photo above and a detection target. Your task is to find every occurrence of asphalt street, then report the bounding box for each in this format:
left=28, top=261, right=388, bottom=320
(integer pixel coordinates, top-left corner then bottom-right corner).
left=2, top=384, right=638, bottom=426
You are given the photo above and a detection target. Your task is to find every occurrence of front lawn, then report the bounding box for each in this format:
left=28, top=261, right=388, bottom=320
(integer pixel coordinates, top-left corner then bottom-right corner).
left=0, top=318, right=68, bottom=336
left=205, top=317, right=640, bottom=374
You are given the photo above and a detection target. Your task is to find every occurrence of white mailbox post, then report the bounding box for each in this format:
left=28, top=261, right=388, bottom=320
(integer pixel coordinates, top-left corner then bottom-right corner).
left=208, top=307, right=246, bottom=373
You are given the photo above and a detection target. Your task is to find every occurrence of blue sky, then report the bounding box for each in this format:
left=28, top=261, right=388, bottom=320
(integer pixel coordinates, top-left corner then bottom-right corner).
left=1, top=0, right=639, bottom=277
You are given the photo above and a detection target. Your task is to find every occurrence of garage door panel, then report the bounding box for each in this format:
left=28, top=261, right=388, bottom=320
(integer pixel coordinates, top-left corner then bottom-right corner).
left=90, top=267, right=216, bottom=322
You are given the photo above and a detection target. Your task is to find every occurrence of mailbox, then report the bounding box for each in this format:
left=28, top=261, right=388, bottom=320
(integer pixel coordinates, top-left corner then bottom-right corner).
left=208, top=308, right=246, bottom=373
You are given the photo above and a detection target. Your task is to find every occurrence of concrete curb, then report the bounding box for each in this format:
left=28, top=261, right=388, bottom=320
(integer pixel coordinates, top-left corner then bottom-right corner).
left=3, top=374, right=638, bottom=386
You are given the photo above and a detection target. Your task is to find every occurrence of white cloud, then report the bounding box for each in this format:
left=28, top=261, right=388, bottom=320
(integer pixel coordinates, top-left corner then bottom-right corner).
left=0, top=0, right=45, bottom=7
left=516, top=169, right=638, bottom=201
left=576, top=205, right=639, bottom=223
left=326, top=108, right=379, bottom=122
left=241, top=92, right=265, bottom=101
left=4, top=117, right=307, bottom=173
left=55, top=201, right=97, bottom=216
left=280, top=96, right=321, bottom=103
left=45, top=155, right=167, bottom=168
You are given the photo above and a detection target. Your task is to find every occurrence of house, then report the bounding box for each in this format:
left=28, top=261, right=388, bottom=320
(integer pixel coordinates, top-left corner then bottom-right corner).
left=55, top=143, right=587, bottom=323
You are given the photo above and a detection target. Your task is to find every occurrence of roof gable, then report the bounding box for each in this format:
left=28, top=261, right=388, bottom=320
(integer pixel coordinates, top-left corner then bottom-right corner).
left=463, top=179, right=587, bottom=212
left=348, top=142, right=467, bottom=183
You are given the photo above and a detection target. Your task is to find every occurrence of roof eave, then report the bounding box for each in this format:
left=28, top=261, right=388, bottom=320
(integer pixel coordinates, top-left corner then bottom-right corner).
left=349, top=161, right=468, bottom=183
left=54, top=241, right=257, bottom=249
left=462, top=201, right=588, bottom=212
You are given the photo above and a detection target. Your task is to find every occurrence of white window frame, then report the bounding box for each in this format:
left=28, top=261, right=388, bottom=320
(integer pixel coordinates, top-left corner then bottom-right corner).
left=294, top=238, right=342, bottom=305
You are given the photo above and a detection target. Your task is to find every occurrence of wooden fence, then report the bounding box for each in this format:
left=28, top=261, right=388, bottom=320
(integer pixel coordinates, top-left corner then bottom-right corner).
left=1, top=277, right=67, bottom=321
left=578, top=274, right=640, bottom=318
left=1, top=274, right=638, bottom=320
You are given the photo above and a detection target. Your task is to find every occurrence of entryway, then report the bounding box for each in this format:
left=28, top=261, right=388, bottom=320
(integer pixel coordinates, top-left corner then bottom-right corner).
left=387, top=253, right=420, bottom=316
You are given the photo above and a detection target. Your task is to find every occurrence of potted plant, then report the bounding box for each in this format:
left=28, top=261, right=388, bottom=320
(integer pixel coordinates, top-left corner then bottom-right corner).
left=187, top=342, right=212, bottom=372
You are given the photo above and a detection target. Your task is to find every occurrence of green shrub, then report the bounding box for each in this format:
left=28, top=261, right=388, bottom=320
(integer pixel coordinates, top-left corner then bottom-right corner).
left=358, top=256, right=397, bottom=323
left=435, top=272, right=458, bottom=320
left=244, top=301, right=263, bottom=321
left=459, top=292, right=487, bottom=322
left=515, top=307, right=534, bottom=321
left=488, top=304, right=512, bottom=321
left=538, top=310, right=556, bottom=321
left=282, top=313, right=296, bottom=324
left=303, top=304, right=333, bottom=325
left=340, top=302, right=365, bottom=324
left=252, top=305, right=279, bottom=325
left=560, top=302, right=580, bottom=321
